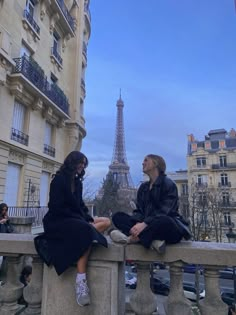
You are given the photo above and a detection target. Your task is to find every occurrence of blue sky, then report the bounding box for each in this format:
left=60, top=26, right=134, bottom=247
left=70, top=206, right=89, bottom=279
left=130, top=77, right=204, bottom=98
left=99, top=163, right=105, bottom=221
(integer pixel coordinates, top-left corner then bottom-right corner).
left=82, top=0, right=236, bottom=194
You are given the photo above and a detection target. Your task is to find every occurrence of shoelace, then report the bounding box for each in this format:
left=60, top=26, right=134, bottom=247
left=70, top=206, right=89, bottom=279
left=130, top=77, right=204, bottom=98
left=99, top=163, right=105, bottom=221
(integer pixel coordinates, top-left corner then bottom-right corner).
left=76, top=280, right=89, bottom=296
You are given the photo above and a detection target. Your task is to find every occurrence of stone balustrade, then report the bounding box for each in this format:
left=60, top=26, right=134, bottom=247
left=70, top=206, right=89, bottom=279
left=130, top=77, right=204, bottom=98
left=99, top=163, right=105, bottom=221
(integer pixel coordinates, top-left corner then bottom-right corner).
left=0, top=234, right=236, bottom=315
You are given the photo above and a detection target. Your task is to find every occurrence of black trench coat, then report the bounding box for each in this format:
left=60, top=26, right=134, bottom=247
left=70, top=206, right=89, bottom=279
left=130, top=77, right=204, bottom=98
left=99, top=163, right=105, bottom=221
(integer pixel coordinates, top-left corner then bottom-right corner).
left=34, top=173, right=107, bottom=275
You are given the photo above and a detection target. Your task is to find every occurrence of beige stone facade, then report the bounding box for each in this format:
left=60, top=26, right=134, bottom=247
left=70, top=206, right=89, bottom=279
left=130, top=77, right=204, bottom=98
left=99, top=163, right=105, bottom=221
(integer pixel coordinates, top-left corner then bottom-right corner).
left=0, top=0, right=91, bottom=206
left=187, top=128, right=236, bottom=240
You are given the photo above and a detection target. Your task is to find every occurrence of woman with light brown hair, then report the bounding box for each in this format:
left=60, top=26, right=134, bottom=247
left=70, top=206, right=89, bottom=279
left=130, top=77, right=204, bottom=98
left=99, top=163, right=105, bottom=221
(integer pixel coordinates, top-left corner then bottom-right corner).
left=110, top=154, right=191, bottom=252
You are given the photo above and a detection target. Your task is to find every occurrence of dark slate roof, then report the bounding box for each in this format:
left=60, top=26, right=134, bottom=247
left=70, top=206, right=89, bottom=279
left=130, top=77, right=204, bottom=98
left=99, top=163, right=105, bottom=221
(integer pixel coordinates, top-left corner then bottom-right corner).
left=208, top=129, right=227, bottom=135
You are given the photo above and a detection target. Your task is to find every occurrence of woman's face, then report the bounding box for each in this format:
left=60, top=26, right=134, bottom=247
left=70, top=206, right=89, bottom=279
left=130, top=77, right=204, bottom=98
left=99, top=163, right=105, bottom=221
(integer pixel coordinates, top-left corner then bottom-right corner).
left=76, top=158, right=87, bottom=174
left=1, top=207, right=7, bottom=216
left=142, top=156, right=157, bottom=175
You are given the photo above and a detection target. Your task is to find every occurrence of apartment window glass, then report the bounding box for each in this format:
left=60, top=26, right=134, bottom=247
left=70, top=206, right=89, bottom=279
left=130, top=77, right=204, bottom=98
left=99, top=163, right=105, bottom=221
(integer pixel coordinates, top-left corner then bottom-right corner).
left=26, top=0, right=35, bottom=16
left=53, top=32, right=60, bottom=52
left=4, top=163, right=21, bottom=206
left=197, top=175, right=207, bottom=185
left=221, top=173, right=228, bottom=186
left=222, top=192, right=230, bottom=205
left=220, top=155, right=227, bottom=167
left=224, top=212, right=231, bottom=226
left=12, top=101, right=26, bottom=132
left=181, top=183, right=188, bottom=195
left=44, top=121, right=52, bottom=146
left=196, top=157, right=206, bottom=167
left=20, top=43, right=31, bottom=57
left=40, top=172, right=50, bottom=206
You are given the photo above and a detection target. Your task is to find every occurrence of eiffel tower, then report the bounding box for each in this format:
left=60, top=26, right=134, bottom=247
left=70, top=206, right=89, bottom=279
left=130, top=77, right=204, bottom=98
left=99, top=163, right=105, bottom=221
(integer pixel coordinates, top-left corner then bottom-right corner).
left=108, top=93, right=134, bottom=188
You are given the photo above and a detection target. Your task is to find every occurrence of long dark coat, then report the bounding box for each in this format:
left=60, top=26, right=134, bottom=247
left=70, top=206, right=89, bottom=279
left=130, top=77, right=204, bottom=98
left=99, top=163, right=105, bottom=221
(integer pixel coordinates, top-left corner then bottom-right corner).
left=34, top=173, right=107, bottom=275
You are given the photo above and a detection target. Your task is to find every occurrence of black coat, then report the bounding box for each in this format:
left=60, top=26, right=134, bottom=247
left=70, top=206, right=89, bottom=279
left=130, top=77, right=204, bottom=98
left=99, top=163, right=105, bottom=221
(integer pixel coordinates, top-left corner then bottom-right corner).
left=34, top=173, right=107, bottom=275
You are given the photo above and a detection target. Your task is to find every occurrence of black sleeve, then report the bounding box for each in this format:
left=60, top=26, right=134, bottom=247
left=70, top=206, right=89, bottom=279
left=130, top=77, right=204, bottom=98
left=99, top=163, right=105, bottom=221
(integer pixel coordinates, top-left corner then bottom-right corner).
left=80, top=200, right=94, bottom=222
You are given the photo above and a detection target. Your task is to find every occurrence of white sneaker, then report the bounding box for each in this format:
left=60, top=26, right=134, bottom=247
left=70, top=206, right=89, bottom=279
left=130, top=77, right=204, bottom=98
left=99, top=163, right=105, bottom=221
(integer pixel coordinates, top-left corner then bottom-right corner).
left=151, top=240, right=166, bottom=254
left=75, top=279, right=91, bottom=306
left=110, top=230, right=129, bottom=244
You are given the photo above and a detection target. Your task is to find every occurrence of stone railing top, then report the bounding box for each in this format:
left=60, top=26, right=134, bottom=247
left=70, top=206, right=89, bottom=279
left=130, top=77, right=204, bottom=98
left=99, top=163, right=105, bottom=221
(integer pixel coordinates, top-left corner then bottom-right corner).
left=0, top=234, right=124, bottom=262
left=1, top=234, right=236, bottom=267
left=125, top=240, right=236, bottom=266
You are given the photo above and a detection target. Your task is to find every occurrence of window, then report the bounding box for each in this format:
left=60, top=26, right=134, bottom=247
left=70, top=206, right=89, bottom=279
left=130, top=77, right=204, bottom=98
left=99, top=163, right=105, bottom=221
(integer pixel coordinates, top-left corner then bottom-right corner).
left=222, top=192, right=230, bottom=206
left=43, top=121, right=55, bottom=157
left=224, top=212, right=231, bottom=226
left=197, top=175, right=207, bottom=185
left=49, top=73, right=58, bottom=85
left=198, top=192, right=207, bottom=206
left=26, top=0, right=35, bottom=16
left=53, top=31, right=60, bottom=53
left=181, top=184, right=188, bottom=195
left=196, top=157, right=206, bottom=167
left=20, top=43, right=31, bottom=58
left=40, top=172, right=50, bottom=206
left=4, top=163, right=21, bottom=206
left=221, top=173, right=228, bottom=186
left=11, top=101, right=29, bottom=146
left=220, top=155, right=227, bottom=167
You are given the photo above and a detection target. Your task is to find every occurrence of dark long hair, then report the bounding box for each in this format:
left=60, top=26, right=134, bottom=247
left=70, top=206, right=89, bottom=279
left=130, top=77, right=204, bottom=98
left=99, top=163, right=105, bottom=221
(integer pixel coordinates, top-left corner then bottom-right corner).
left=57, top=151, right=88, bottom=180
left=0, top=203, right=8, bottom=215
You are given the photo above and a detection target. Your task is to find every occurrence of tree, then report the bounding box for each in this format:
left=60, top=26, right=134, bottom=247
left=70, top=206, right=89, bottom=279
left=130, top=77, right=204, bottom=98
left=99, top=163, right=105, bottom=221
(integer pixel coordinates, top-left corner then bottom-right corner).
left=187, top=180, right=234, bottom=242
left=94, top=173, right=121, bottom=217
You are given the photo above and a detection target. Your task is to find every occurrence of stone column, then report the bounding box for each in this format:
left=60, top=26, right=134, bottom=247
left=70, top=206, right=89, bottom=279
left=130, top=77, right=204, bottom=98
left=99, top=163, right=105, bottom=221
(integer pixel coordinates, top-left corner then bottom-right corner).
left=200, top=267, right=228, bottom=315
left=22, top=255, right=43, bottom=315
left=165, top=261, right=192, bottom=315
left=10, top=216, right=35, bottom=234
left=0, top=255, right=24, bottom=315
left=129, top=262, right=157, bottom=315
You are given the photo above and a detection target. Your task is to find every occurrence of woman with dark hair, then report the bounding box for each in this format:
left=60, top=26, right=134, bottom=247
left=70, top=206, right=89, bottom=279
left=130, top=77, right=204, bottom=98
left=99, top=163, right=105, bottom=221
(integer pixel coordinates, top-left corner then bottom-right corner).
left=0, top=203, right=13, bottom=233
left=35, top=151, right=111, bottom=306
left=110, top=154, right=191, bottom=252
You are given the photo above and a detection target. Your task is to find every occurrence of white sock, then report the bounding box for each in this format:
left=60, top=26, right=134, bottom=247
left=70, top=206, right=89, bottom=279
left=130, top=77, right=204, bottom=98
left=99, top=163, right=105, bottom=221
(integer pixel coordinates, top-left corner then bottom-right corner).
left=76, top=273, right=86, bottom=283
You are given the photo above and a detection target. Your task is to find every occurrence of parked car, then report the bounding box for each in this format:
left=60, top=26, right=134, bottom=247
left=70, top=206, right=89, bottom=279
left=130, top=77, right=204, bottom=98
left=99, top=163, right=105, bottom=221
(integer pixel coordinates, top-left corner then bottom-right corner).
left=183, top=264, right=204, bottom=274
left=219, top=268, right=234, bottom=280
left=221, top=291, right=235, bottom=306
left=125, top=271, right=137, bottom=289
left=150, top=277, right=170, bottom=296
left=183, top=282, right=205, bottom=301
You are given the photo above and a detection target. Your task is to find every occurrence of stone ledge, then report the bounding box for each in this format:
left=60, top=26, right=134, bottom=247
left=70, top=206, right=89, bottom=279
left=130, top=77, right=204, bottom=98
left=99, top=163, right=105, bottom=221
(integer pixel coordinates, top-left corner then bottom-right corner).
left=125, top=241, right=236, bottom=266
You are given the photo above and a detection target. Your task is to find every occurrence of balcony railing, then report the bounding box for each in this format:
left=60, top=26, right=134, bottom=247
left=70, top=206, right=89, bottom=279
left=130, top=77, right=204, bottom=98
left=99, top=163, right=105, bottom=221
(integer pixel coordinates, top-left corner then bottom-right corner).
left=8, top=206, right=48, bottom=227
left=44, top=144, right=56, bottom=157
left=56, top=0, right=75, bottom=31
left=81, top=78, right=85, bottom=89
left=212, top=163, right=236, bottom=169
left=51, top=47, right=63, bottom=65
left=12, top=56, right=69, bottom=115
left=23, top=10, right=40, bottom=35
left=11, top=128, right=29, bottom=146
left=218, top=182, right=231, bottom=188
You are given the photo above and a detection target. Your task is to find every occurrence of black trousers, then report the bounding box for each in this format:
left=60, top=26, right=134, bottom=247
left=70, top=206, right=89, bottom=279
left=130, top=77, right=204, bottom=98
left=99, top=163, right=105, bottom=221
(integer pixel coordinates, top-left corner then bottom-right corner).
left=112, top=212, right=183, bottom=248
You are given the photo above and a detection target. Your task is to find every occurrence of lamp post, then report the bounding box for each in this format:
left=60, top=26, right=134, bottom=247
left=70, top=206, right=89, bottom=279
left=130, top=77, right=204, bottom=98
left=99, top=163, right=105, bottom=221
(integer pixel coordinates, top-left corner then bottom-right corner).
left=226, top=227, right=236, bottom=304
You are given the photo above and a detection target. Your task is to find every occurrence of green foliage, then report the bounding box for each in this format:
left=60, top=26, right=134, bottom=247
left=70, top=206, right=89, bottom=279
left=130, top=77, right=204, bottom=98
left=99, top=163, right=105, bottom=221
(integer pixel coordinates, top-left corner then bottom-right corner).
left=94, top=173, right=121, bottom=217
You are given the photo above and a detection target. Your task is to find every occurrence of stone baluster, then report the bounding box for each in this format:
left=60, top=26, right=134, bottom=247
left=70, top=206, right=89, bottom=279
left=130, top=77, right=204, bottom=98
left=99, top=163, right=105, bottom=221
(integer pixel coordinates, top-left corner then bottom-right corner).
left=0, top=255, right=24, bottom=315
left=200, top=266, right=228, bottom=315
left=165, top=261, right=192, bottom=315
left=22, top=255, right=43, bottom=315
left=129, top=262, right=157, bottom=315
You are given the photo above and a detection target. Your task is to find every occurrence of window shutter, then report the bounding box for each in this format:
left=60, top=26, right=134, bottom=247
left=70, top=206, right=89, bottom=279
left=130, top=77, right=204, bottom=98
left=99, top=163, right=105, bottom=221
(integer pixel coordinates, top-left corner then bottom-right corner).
left=40, top=171, right=50, bottom=206
left=4, top=163, right=21, bottom=206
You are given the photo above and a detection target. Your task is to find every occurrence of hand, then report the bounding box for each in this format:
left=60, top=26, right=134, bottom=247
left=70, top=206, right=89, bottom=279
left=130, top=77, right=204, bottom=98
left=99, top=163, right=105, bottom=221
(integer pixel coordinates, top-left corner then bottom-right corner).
left=130, top=222, right=147, bottom=237
left=0, top=219, right=7, bottom=224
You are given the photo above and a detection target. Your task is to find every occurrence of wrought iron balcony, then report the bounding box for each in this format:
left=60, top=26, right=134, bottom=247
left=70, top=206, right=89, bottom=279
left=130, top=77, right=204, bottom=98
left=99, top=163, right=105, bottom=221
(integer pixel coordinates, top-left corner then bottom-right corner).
left=84, top=3, right=91, bottom=21
left=12, top=56, right=69, bottom=115
left=212, top=163, right=236, bottom=170
left=11, top=128, right=29, bottom=146
left=51, top=47, right=63, bottom=65
left=23, top=10, right=40, bottom=35
left=218, top=182, right=231, bottom=188
left=56, top=0, right=75, bottom=31
left=44, top=144, right=55, bottom=157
